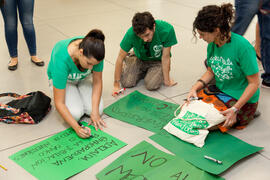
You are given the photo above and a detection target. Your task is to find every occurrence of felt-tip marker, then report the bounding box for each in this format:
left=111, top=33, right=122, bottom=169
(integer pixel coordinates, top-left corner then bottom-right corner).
left=0, top=164, right=7, bottom=171
left=114, top=88, right=126, bottom=95
left=183, top=97, right=203, bottom=101
left=204, top=155, right=222, bottom=164
left=78, top=122, right=93, bottom=137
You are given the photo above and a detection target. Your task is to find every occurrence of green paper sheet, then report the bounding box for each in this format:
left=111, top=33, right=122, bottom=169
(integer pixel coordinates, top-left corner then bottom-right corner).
left=96, top=141, right=224, bottom=180
left=150, top=130, right=263, bottom=175
left=9, top=122, right=127, bottom=180
left=104, top=90, right=179, bottom=133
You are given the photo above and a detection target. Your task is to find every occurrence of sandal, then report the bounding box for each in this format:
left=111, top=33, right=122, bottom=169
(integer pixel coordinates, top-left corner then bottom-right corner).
left=8, top=60, right=18, bottom=71
left=31, top=58, right=44, bottom=66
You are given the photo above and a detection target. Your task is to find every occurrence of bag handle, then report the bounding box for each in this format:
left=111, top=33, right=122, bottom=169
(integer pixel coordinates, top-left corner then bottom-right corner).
left=0, top=103, right=20, bottom=115
left=0, top=93, right=21, bottom=98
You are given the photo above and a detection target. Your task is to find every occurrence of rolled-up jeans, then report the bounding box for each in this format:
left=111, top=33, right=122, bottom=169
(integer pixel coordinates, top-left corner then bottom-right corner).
left=0, top=0, right=36, bottom=58
left=258, top=0, right=270, bottom=82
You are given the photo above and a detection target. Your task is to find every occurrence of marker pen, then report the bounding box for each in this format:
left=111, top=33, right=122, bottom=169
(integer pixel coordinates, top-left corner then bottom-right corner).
left=204, top=155, right=222, bottom=164
left=78, top=122, right=93, bottom=137
left=114, top=88, right=126, bottom=95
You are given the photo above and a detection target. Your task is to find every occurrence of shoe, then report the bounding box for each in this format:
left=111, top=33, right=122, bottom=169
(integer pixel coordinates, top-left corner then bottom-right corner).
left=31, top=58, right=44, bottom=66
left=254, top=110, right=261, bottom=119
left=262, top=80, right=270, bottom=89
left=8, top=61, right=18, bottom=71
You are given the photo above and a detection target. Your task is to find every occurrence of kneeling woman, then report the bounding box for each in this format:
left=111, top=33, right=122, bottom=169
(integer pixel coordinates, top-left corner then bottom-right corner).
left=47, top=29, right=106, bottom=138
left=188, top=4, right=260, bottom=129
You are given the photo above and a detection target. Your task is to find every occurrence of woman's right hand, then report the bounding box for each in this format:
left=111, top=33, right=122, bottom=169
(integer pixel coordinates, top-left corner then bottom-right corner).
left=186, top=89, right=198, bottom=104
left=75, top=126, right=92, bottom=139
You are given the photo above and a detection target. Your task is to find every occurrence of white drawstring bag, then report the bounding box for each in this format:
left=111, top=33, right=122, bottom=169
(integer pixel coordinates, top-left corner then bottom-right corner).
left=163, top=100, right=226, bottom=147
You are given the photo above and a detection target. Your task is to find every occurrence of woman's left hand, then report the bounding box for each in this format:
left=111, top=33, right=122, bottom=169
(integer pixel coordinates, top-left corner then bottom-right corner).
left=89, top=113, right=107, bottom=131
left=220, top=108, right=237, bottom=128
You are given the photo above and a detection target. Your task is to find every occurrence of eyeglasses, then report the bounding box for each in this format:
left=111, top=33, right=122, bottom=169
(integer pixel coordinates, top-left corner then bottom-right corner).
left=144, top=43, right=151, bottom=57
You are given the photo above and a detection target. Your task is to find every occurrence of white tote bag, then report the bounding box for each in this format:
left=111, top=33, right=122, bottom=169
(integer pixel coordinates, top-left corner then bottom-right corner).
left=163, top=100, right=226, bottom=147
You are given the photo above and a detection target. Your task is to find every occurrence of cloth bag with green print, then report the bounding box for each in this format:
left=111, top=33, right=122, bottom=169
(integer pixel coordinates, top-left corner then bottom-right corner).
left=163, top=100, right=226, bottom=147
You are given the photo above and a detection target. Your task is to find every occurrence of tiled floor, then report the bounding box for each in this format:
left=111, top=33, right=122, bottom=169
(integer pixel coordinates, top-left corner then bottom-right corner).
left=0, top=0, right=269, bottom=179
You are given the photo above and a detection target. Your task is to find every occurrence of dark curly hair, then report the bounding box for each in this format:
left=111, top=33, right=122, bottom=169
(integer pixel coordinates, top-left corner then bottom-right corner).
left=193, top=3, right=234, bottom=41
left=132, top=11, right=155, bottom=35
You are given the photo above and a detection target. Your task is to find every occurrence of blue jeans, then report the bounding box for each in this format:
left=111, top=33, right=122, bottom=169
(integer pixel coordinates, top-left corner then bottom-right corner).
left=259, top=0, right=270, bottom=82
left=0, top=0, right=36, bottom=58
left=232, top=0, right=260, bottom=35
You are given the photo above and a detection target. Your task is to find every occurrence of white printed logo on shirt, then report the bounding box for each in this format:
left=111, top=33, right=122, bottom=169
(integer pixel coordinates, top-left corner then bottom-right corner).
left=209, top=56, right=233, bottom=81
left=153, top=45, right=163, bottom=57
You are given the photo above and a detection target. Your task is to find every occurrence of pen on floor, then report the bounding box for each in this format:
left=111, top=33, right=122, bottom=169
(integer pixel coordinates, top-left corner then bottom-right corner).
left=204, top=155, right=222, bottom=164
left=114, top=88, right=126, bottom=95
left=0, top=164, right=7, bottom=171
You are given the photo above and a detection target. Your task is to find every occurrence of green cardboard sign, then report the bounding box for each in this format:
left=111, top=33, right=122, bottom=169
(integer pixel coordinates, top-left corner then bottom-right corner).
left=96, top=141, right=224, bottom=180
left=104, top=90, right=179, bottom=133
left=150, top=130, right=263, bottom=175
left=9, top=122, right=127, bottom=180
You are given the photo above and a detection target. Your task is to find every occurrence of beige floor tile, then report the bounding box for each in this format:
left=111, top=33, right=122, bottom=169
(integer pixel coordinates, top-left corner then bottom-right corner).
left=0, top=0, right=269, bottom=179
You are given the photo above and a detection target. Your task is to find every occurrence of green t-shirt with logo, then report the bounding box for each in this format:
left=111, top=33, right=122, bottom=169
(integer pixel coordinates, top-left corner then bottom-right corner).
left=207, top=32, right=260, bottom=103
left=47, top=36, right=104, bottom=89
left=120, top=20, right=178, bottom=61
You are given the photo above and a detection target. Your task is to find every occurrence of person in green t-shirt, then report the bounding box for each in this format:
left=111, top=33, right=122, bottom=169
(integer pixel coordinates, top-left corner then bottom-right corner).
left=187, top=3, right=260, bottom=129
left=47, top=29, right=106, bottom=138
left=112, top=11, right=178, bottom=96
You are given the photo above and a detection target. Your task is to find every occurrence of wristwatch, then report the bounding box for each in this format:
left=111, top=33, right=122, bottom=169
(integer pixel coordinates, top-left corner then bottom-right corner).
left=231, top=106, right=239, bottom=114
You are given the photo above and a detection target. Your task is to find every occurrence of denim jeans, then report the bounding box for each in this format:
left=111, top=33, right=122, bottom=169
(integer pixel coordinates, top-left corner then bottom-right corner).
left=231, top=0, right=260, bottom=35
left=258, top=0, right=270, bottom=82
left=0, top=0, right=36, bottom=58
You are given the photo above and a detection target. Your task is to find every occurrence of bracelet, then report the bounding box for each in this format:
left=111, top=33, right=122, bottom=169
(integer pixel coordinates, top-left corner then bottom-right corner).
left=231, top=106, right=239, bottom=114
left=197, top=79, right=207, bottom=88
left=114, top=80, right=120, bottom=83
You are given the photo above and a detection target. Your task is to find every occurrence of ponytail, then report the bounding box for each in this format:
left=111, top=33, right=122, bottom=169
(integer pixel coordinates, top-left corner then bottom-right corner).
left=79, top=29, right=105, bottom=61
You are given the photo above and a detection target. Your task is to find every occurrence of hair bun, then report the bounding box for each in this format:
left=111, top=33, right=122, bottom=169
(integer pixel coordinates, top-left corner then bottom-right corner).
left=86, top=29, right=105, bottom=42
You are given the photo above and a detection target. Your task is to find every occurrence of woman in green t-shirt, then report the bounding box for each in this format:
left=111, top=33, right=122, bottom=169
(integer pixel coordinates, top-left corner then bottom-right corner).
left=187, top=3, right=260, bottom=129
left=47, top=29, right=106, bottom=138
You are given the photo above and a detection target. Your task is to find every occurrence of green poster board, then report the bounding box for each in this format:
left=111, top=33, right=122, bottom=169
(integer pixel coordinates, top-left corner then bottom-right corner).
left=96, top=141, right=224, bottom=180
left=150, top=130, right=263, bottom=175
left=104, top=90, right=179, bottom=133
left=9, top=122, right=127, bottom=180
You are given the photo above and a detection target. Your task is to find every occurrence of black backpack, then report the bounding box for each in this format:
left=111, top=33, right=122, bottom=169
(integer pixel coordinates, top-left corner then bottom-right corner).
left=0, top=91, right=51, bottom=124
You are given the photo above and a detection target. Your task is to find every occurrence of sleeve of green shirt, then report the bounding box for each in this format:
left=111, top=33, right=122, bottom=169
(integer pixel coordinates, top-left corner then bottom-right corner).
left=120, top=28, right=133, bottom=53
left=163, top=25, right=178, bottom=47
left=51, top=54, right=69, bottom=90
left=92, top=59, right=104, bottom=72
left=238, top=45, right=259, bottom=76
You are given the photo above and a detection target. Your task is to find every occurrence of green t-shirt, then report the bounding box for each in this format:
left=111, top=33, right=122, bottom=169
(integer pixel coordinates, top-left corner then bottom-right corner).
left=207, top=32, right=260, bottom=103
left=120, top=20, right=178, bottom=61
left=47, top=36, right=104, bottom=89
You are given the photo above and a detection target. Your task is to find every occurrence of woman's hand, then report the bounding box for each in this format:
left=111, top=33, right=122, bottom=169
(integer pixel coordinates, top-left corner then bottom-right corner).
left=90, top=113, right=107, bottom=131
left=220, top=108, right=237, bottom=128
left=75, top=126, right=92, bottom=139
left=186, top=89, right=198, bottom=104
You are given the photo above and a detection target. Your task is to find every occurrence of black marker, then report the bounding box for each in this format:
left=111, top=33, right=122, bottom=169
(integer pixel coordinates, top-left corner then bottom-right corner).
left=78, top=121, right=93, bottom=138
